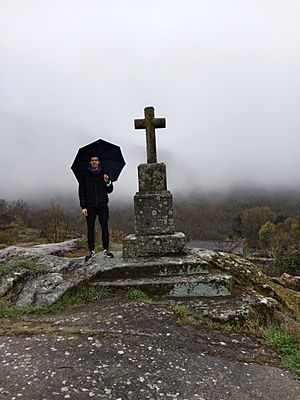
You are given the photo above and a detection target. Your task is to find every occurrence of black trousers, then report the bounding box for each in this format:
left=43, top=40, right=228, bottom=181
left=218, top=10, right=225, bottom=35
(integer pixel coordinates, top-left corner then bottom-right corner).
left=86, top=206, right=109, bottom=251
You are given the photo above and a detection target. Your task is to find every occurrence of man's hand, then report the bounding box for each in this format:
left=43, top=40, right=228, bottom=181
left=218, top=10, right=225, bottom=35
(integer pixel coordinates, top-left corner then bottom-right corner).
left=81, top=208, right=88, bottom=217
left=104, top=174, right=109, bottom=183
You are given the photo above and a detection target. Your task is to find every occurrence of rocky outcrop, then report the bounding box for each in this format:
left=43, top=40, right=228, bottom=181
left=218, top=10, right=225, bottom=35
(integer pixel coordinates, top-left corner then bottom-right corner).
left=0, top=241, right=299, bottom=326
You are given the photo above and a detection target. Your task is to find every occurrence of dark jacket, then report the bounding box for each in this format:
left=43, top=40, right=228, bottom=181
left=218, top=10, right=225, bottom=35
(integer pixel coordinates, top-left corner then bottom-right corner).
left=79, top=169, right=114, bottom=208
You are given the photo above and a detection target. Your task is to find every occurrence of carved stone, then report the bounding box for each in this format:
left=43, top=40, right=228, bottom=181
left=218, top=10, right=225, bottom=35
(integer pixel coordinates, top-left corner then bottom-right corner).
left=134, top=191, right=175, bottom=235
left=122, top=106, right=187, bottom=258
left=123, top=232, right=187, bottom=258
left=138, top=163, right=167, bottom=192
left=134, top=106, right=166, bottom=163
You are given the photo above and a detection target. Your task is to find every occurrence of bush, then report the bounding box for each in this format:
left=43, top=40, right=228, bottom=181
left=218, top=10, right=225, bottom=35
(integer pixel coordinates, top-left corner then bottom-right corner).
left=259, top=216, right=300, bottom=274
left=241, top=207, right=275, bottom=240
left=274, top=246, right=300, bottom=275
left=0, top=229, right=17, bottom=245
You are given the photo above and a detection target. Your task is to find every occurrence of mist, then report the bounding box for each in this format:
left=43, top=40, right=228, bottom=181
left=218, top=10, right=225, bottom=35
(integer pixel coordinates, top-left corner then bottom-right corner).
left=0, top=1, right=299, bottom=202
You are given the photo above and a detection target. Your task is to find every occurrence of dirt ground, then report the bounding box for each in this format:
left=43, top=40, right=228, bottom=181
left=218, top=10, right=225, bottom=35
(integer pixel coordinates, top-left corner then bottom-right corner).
left=0, top=298, right=299, bottom=400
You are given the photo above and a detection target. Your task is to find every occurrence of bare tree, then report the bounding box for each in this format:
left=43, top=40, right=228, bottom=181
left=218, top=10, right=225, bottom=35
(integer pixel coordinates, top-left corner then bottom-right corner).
left=36, top=200, right=72, bottom=243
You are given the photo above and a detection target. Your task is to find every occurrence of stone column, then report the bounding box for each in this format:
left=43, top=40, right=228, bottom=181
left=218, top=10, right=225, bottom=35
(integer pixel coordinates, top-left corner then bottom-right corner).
left=123, top=162, right=187, bottom=258
left=134, top=163, right=175, bottom=235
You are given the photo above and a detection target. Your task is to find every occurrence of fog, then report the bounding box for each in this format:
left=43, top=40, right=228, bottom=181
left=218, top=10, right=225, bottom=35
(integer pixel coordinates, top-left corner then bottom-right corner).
left=0, top=1, right=299, bottom=202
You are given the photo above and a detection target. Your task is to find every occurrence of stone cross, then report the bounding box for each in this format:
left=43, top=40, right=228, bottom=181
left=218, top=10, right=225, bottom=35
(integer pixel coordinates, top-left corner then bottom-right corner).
left=134, top=106, right=166, bottom=163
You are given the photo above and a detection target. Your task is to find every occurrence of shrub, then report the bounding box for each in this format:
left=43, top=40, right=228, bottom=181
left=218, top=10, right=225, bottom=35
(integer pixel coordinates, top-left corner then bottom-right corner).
left=0, top=229, right=17, bottom=245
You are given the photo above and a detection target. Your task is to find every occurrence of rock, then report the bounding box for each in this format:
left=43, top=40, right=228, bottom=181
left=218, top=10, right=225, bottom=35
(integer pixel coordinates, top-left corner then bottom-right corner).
left=270, top=273, right=300, bottom=291
left=0, top=242, right=299, bottom=326
left=0, top=269, right=29, bottom=297
left=281, top=273, right=300, bottom=289
left=123, top=232, right=187, bottom=258
left=15, top=273, right=72, bottom=308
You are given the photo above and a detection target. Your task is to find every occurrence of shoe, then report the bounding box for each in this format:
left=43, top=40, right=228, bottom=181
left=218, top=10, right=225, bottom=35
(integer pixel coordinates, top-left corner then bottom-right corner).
left=103, top=249, right=114, bottom=258
left=85, top=250, right=95, bottom=262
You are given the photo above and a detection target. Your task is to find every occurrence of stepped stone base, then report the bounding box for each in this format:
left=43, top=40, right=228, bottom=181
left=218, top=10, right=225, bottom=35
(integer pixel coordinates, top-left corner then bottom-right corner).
left=122, top=232, right=187, bottom=258
left=92, top=249, right=233, bottom=298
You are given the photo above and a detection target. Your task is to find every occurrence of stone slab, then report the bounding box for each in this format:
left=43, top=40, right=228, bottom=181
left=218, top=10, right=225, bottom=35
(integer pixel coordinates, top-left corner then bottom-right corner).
left=134, top=191, right=175, bottom=235
left=96, top=255, right=211, bottom=281
left=122, top=232, right=187, bottom=258
left=92, top=274, right=232, bottom=298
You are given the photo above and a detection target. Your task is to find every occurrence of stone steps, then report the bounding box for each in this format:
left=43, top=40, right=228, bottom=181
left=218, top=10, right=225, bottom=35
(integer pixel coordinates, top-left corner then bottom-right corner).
left=92, top=252, right=212, bottom=281
left=96, top=260, right=210, bottom=280
left=91, top=273, right=232, bottom=298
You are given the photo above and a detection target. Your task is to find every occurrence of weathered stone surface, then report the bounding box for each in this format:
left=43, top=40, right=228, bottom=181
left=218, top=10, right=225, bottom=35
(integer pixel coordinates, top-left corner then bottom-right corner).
left=0, top=239, right=78, bottom=262
left=134, top=191, right=175, bottom=235
left=123, top=232, right=187, bottom=258
left=93, top=274, right=232, bottom=298
left=0, top=270, right=29, bottom=297
left=98, top=253, right=211, bottom=280
left=1, top=299, right=299, bottom=400
left=134, top=106, right=166, bottom=163
left=270, top=273, right=300, bottom=291
left=138, top=162, right=167, bottom=192
left=177, top=291, right=279, bottom=326
left=16, top=273, right=72, bottom=308
left=0, top=241, right=299, bottom=324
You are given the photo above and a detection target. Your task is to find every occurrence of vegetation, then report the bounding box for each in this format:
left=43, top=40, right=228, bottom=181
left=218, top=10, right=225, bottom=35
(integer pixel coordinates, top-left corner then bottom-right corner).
left=0, top=285, right=112, bottom=318
left=207, top=319, right=300, bottom=377
left=259, top=215, right=300, bottom=274
left=123, top=288, right=149, bottom=300
left=0, top=259, right=44, bottom=277
left=240, top=207, right=275, bottom=240
left=263, top=325, right=300, bottom=376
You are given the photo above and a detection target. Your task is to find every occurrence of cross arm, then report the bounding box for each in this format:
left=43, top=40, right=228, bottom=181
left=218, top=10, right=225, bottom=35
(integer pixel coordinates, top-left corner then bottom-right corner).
left=134, top=119, right=147, bottom=129
left=153, top=118, right=166, bottom=129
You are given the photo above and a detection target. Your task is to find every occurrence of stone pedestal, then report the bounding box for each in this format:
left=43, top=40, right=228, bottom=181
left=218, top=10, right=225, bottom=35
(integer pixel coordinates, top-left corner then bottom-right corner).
left=123, top=232, right=186, bottom=258
left=123, top=162, right=187, bottom=258
left=134, top=191, right=175, bottom=235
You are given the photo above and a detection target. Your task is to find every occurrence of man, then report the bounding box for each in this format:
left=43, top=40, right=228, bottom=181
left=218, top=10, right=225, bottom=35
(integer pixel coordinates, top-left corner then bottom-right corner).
left=79, top=154, right=114, bottom=261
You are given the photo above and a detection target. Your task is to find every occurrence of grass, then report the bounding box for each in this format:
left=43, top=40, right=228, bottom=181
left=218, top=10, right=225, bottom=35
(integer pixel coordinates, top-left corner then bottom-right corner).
left=172, top=304, right=200, bottom=327
left=0, top=285, right=112, bottom=319
left=49, top=285, right=112, bottom=310
left=0, top=259, right=45, bottom=278
left=173, top=304, right=192, bottom=317
left=209, top=319, right=300, bottom=377
left=0, top=285, right=151, bottom=319
left=208, top=319, right=264, bottom=335
left=0, top=300, right=45, bottom=318
left=122, top=288, right=149, bottom=300
left=262, top=325, right=300, bottom=376
left=16, top=228, right=43, bottom=244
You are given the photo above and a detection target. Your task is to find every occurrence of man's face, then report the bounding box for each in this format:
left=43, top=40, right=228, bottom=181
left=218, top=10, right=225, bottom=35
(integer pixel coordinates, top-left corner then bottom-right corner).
left=89, top=157, right=100, bottom=170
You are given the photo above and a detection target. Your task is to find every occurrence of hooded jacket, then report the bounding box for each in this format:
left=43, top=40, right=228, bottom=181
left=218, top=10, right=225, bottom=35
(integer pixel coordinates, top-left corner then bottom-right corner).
left=79, top=167, right=113, bottom=208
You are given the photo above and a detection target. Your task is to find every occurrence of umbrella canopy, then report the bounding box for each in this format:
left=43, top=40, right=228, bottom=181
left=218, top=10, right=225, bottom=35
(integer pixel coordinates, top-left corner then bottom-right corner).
left=71, top=139, right=125, bottom=182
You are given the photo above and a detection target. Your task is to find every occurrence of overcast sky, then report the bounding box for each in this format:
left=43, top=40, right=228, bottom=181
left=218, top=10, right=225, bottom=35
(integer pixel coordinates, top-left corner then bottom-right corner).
left=0, top=1, right=299, bottom=202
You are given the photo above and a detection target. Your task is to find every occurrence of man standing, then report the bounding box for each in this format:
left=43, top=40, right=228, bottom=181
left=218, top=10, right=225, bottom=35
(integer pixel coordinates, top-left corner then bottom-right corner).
left=79, top=154, right=114, bottom=261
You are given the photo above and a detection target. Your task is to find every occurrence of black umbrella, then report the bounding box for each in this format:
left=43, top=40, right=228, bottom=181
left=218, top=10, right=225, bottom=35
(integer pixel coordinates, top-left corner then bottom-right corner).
left=71, top=139, right=126, bottom=182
